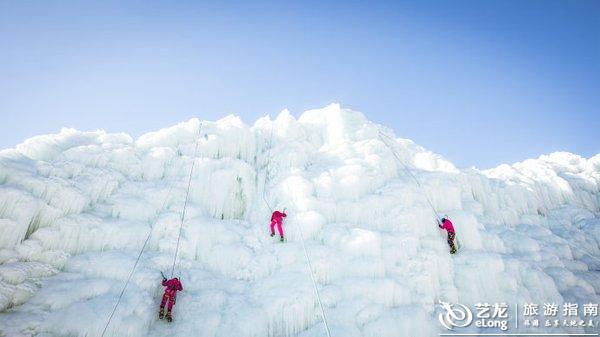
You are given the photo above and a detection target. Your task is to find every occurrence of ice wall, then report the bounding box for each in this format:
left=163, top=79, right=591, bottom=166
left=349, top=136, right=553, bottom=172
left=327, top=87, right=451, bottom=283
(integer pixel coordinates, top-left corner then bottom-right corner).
left=0, top=104, right=598, bottom=337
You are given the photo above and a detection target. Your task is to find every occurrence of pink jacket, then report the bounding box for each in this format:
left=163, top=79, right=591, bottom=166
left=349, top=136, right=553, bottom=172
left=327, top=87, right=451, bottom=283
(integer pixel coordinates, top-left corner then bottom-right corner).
left=439, top=219, right=455, bottom=233
left=162, top=278, right=183, bottom=297
left=271, top=211, right=287, bottom=223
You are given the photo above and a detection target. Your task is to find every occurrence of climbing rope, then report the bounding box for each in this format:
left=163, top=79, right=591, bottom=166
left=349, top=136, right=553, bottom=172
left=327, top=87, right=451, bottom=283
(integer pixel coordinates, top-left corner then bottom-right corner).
left=171, top=123, right=203, bottom=277
left=261, top=126, right=275, bottom=212
left=101, top=123, right=203, bottom=336
left=379, top=130, right=599, bottom=268
left=377, top=131, right=465, bottom=253
left=259, top=125, right=330, bottom=334
left=294, top=214, right=333, bottom=337
left=283, top=178, right=332, bottom=337
left=378, top=131, right=441, bottom=220
left=100, top=182, right=176, bottom=337
left=535, top=196, right=600, bottom=265
left=553, top=223, right=600, bottom=265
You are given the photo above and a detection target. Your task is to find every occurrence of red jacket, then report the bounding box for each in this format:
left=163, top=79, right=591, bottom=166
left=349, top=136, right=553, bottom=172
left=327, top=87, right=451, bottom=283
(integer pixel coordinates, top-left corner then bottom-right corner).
left=439, top=219, right=455, bottom=233
left=271, top=211, right=287, bottom=223
left=162, top=278, right=183, bottom=297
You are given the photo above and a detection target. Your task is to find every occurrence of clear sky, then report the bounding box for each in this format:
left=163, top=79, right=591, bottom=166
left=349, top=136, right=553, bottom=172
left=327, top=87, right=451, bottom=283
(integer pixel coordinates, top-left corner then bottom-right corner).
left=0, top=0, right=598, bottom=168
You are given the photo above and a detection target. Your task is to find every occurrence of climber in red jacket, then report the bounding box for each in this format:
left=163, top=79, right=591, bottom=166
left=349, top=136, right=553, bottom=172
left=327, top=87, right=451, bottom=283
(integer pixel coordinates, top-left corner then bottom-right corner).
left=438, top=217, right=457, bottom=254
left=270, top=209, right=287, bottom=242
left=159, top=277, right=183, bottom=322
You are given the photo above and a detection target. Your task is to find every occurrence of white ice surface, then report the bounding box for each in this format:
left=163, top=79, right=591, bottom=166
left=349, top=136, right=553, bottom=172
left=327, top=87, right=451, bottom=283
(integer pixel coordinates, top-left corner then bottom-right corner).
left=0, top=104, right=598, bottom=336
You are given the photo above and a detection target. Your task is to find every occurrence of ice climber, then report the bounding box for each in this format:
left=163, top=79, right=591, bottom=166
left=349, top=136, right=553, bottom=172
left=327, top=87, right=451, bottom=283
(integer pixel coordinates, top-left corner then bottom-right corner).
left=159, top=276, right=183, bottom=322
left=438, top=217, right=457, bottom=254
left=270, top=208, right=287, bottom=242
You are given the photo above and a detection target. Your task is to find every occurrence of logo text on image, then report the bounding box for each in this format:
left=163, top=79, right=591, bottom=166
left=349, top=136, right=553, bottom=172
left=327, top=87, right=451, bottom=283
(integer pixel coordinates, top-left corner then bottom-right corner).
left=438, top=301, right=473, bottom=330
left=438, top=301, right=509, bottom=331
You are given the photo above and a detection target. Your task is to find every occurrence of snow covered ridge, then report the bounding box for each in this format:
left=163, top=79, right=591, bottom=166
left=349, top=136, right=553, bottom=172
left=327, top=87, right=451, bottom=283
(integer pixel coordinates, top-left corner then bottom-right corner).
left=0, top=103, right=598, bottom=337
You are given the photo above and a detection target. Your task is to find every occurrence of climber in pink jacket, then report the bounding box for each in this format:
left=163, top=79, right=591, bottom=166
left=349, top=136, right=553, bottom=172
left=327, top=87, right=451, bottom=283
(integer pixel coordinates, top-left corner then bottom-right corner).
left=159, top=277, right=183, bottom=322
left=438, top=217, right=457, bottom=254
left=270, top=209, right=287, bottom=242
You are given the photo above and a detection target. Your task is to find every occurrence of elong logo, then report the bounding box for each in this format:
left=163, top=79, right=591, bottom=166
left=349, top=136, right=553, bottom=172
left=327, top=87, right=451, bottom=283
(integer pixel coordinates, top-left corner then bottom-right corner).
left=438, top=300, right=473, bottom=330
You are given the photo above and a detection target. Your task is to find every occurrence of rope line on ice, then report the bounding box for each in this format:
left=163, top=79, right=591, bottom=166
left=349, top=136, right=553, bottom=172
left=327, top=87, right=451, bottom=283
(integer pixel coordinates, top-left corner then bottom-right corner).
left=171, top=123, right=203, bottom=277
left=285, top=180, right=332, bottom=337
left=101, top=123, right=203, bottom=336
left=295, top=215, right=333, bottom=337
left=378, top=131, right=441, bottom=219
left=100, top=183, right=176, bottom=337
left=535, top=195, right=600, bottom=265
left=378, top=132, right=461, bottom=253
left=261, top=126, right=275, bottom=212
left=560, top=228, right=600, bottom=264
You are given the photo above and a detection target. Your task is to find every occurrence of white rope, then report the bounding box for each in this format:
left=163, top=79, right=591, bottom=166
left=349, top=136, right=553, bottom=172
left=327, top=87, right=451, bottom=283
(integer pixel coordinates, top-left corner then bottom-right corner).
left=100, top=182, right=175, bottom=337
left=564, top=236, right=600, bottom=265
left=261, top=126, right=330, bottom=335
left=171, top=124, right=202, bottom=277
left=261, top=126, right=275, bottom=212
left=538, top=201, right=600, bottom=265
left=282, top=177, right=332, bottom=337
left=100, top=232, right=152, bottom=337
left=294, top=215, right=333, bottom=337
left=379, top=131, right=599, bottom=267
left=378, top=131, right=441, bottom=220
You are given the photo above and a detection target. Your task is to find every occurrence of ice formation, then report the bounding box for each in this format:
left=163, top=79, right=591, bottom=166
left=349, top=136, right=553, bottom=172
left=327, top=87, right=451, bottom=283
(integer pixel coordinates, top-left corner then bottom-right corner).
left=0, top=104, right=598, bottom=336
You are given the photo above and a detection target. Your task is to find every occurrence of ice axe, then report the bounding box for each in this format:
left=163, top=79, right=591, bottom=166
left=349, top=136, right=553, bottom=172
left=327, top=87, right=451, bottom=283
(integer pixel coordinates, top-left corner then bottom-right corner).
left=161, top=271, right=182, bottom=282
left=436, top=214, right=450, bottom=227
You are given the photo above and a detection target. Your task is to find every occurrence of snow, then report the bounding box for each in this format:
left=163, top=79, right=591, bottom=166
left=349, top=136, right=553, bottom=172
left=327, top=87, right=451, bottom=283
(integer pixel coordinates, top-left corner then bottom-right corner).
left=0, top=103, right=598, bottom=336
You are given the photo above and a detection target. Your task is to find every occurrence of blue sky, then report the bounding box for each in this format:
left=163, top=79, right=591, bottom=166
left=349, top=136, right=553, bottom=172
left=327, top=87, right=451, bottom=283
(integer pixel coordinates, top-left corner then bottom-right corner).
left=0, top=0, right=598, bottom=168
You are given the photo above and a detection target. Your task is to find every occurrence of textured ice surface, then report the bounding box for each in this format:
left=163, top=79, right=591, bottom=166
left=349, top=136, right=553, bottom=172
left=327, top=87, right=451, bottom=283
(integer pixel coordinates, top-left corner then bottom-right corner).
left=0, top=104, right=598, bottom=336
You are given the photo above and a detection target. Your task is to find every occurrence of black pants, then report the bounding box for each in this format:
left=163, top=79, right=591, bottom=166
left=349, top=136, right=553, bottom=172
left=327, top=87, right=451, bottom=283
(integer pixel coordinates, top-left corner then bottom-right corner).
left=447, top=232, right=456, bottom=251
